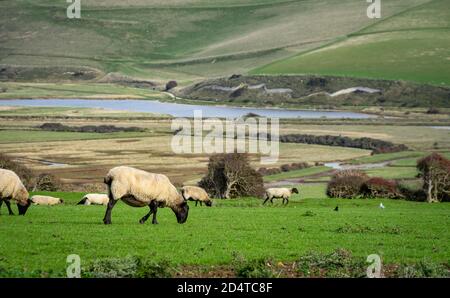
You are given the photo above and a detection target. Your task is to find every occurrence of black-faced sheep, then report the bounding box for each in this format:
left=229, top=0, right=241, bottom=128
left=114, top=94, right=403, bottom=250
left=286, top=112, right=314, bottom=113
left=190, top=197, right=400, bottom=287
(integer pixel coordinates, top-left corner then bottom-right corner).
left=30, top=195, right=64, bottom=206
left=0, top=169, right=31, bottom=215
left=181, top=186, right=212, bottom=207
left=263, top=187, right=299, bottom=205
left=77, top=193, right=109, bottom=206
left=103, top=166, right=189, bottom=225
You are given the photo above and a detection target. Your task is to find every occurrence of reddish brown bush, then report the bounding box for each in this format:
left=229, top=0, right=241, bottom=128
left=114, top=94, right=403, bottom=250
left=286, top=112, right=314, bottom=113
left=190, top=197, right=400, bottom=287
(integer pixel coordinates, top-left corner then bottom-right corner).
left=360, top=177, right=400, bottom=199
left=326, top=170, right=368, bottom=199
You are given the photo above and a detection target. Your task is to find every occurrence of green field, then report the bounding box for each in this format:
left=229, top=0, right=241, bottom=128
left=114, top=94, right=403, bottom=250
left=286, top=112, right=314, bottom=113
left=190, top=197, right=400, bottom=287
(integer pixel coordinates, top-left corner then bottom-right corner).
left=254, top=0, right=450, bottom=86
left=264, top=166, right=331, bottom=182
left=0, top=188, right=449, bottom=277
left=0, top=0, right=433, bottom=81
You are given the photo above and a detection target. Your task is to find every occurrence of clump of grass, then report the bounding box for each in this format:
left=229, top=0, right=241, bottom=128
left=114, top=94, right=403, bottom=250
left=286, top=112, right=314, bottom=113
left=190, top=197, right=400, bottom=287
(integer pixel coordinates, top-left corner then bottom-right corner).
left=397, top=259, right=449, bottom=278
left=83, top=256, right=173, bottom=278
left=297, top=249, right=366, bottom=278
left=232, top=253, right=275, bottom=278
left=302, top=210, right=316, bottom=217
left=336, top=224, right=402, bottom=235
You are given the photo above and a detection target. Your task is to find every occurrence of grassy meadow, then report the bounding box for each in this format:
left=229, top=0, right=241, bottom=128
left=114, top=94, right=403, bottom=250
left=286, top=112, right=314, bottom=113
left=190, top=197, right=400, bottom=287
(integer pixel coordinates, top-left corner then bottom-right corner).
left=1, top=186, right=449, bottom=277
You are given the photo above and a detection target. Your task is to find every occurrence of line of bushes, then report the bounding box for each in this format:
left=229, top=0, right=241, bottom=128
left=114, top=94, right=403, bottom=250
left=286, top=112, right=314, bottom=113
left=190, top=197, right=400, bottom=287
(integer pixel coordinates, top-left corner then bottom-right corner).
left=38, top=123, right=145, bottom=133
left=257, top=162, right=309, bottom=176
left=279, top=134, right=408, bottom=154
left=326, top=153, right=450, bottom=202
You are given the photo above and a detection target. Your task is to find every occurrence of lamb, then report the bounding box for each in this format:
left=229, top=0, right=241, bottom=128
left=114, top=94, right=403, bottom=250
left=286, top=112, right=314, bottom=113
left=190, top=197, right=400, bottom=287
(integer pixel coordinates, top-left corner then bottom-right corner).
left=77, top=193, right=109, bottom=206
left=181, top=186, right=212, bottom=207
left=0, top=169, right=31, bottom=215
left=263, top=187, right=299, bottom=205
left=31, top=195, right=64, bottom=206
left=103, top=166, right=189, bottom=225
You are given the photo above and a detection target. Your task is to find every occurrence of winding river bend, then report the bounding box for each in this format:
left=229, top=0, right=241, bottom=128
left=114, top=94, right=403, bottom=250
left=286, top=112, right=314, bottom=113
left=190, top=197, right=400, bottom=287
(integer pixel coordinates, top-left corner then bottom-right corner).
left=0, top=99, right=375, bottom=119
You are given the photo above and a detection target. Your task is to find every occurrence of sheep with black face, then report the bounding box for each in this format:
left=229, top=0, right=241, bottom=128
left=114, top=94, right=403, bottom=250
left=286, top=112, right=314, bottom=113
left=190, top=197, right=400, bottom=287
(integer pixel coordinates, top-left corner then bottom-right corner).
left=103, top=166, right=189, bottom=225
left=263, top=187, right=299, bottom=205
left=181, top=186, right=212, bottom=207
left=0, top=169, right=31, bottom=215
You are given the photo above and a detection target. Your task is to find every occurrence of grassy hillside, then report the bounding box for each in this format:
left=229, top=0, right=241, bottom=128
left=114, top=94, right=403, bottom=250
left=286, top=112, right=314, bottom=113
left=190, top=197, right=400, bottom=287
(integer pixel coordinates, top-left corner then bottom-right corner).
left=0, top=0, right=431, bottom=81
left=254, top=0, right=450, bottom=86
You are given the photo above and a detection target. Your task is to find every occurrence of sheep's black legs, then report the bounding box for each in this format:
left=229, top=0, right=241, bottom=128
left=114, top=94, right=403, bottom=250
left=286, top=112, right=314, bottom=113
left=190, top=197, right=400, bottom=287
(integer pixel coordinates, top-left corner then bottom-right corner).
left=283, top=198, right=289, bottom=205
left=195, top=201, right=198, bottom=207
left=139, top=206, right=153, bottom=224
left=0, top=200, right=3, bottom=214
left=263, top=197, right=270, bottom=205
left=200, top=201, right=203, bottom=206
left=5, top=201, right=14, bottom=215
left=103, top=199, right=117, bottom=225
left=150, top=202, right=158, bottom=224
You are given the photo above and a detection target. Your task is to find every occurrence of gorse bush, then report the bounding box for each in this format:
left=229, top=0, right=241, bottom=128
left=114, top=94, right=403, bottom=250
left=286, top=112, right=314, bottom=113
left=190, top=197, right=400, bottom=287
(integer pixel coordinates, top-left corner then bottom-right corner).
left=232, top=253, right=275, bottom=278
left=326, top=170, right=368, bottom=198
left=83, top=256, right=172, bottom=278
left=360, top=177, right=400, bottom=199
left=297, top=249, right=367, bottom=278
left=33, top=173, right=61, bottom=192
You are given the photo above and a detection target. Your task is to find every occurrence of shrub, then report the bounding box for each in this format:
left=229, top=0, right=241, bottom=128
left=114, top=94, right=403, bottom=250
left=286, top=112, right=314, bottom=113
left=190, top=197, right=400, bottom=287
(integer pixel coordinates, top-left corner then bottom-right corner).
left=360, top=177, right=400, bottom=199
left=417, top=153, right=450, bottom=202
left=199, top=153, right=264, bottom=199
left=33, top=173, right=62, bottom=191
left=165, top=80, right=178, bottom=91
left=83, top=256, right=172, bottom=278
left=297, top=249, right=366, bottom=278
left=39, top=123, right=144, bottom=133
left=232, top=254, right=275, bottom=278
left=397, top=260, right=449, bottom=278
left=279, top=134, right=408, bottom=155
left=326, top=170, right=368, bottom=199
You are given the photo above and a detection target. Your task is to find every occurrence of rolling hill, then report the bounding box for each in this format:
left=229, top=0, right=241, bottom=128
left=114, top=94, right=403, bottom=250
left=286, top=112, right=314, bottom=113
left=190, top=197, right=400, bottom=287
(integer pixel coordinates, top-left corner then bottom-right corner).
left=1, top=0, right=441, bottom=85
left=254, top=0, right=450, bottom=86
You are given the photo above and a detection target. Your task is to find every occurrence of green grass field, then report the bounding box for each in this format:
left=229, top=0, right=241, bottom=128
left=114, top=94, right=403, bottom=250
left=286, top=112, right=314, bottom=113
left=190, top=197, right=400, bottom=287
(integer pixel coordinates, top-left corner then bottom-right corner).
left=254, top=0, right=450, bottom=86
left=0, top=188, right=449, bottom=277
left=0, top=0, right=433, bottom=81
left=264, top=166, right=331, bottom=182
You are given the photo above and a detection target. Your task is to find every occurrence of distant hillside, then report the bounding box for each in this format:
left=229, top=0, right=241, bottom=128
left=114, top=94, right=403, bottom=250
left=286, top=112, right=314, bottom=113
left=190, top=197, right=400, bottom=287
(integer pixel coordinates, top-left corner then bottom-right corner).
left=254, top=0, right=450, bottom=86
left=0, top=0, right=434, bottom=82
left=177, top=75, right=450, bottom=108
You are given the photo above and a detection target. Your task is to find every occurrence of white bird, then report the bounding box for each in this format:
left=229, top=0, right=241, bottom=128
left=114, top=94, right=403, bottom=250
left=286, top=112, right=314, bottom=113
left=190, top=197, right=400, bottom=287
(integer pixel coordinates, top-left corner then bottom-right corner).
left=379, top=203, right=385, bottom=209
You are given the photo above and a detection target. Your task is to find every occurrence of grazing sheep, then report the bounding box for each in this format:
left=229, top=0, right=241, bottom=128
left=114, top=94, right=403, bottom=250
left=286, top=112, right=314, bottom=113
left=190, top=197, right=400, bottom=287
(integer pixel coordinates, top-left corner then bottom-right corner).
left=103, top=166, right=189, bottom=225
left=263, top=187, right=299, bottom=205
left=0, top=169, right=31, bottom=215
left=31, top=195, right=64, bottom=206
left=181, top=186, right=212, bottom=207
left=77, top=193, right=109, bottom=206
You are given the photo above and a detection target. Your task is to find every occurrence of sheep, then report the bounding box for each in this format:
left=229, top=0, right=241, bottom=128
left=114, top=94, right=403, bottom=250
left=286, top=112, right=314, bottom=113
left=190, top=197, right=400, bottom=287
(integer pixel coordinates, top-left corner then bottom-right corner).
left=263, top=187, right=299, bottom=205
left=30, top=195, right=64, bottom=206
left=77, top=193, right=109, bottom=206
left=0, top=169, right=31, bottom=215
left=103, top=166, right=189, bottom=225
left=181, top=186, right=212, bottom=207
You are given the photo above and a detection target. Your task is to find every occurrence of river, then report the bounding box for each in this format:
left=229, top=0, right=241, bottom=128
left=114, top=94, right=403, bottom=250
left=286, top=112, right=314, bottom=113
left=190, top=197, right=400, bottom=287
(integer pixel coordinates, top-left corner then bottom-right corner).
left=0, top=99, right=375, bottom=119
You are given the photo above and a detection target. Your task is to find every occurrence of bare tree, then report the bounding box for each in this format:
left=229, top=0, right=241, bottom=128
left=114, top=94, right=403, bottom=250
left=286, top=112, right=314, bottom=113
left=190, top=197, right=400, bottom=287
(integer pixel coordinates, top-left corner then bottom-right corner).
left=417, top=153, right=450, bottom=203
left=199, top=153, right=264, bottom=199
